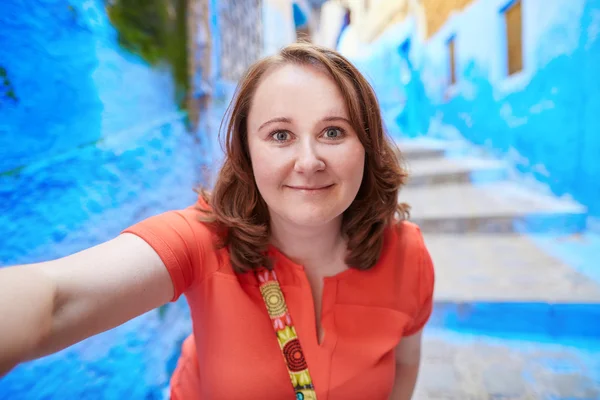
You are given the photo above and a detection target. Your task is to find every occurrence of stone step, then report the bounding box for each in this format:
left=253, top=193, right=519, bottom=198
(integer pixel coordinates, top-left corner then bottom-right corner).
left=400, top=182, right=587, bottom=234
left=405, top=157, right=508, bottom=187
left=395, top=138, right=449, bottom=161
left=422, top=233, right=600, bottom=303
left=395, top=137, right=483, bottom=160
left=416, top=330, right=600, bottom=400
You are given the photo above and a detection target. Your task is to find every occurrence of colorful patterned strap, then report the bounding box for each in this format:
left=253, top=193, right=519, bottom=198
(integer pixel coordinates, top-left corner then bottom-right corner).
left=256, top=269, right=318, bottom=400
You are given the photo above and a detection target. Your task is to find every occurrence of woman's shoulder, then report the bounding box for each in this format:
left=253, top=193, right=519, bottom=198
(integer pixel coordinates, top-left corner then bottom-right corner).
left=121, top=197, right=225, bottom=300
left=122, top=195, right=223, bottom=261
left=128, top=199, right=214, bottom=237
left=382, top=219, right=433, bottom=279
left=359, top=220, right=428, bottom=276
left=388, top=219, right=426, bottom=251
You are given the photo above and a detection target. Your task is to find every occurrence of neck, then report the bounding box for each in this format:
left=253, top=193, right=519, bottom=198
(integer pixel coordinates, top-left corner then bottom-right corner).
left=269, top=214, right=346, bottom=270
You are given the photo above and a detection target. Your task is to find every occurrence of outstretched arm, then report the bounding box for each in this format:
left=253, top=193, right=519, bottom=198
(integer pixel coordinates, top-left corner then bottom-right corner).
left=0, top=233, right=173, bottom=376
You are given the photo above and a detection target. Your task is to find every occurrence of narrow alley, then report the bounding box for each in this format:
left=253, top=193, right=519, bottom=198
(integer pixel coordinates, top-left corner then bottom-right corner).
left=1, top=0, right=600, bottom=399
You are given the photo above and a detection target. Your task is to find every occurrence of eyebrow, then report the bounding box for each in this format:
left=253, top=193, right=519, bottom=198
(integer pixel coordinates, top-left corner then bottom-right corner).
left=322, top=116, right=352, bottom=125
left=258, top=115, right=351, bottom=131
left=258, top=117, right=292, bottom=131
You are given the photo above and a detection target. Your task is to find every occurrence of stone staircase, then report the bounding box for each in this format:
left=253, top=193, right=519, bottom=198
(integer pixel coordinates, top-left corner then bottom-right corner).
left=397, top=137, right=600, bottom=399
left=397, top=137, right=600, bottom=303
left=399, top=138, right=587, bottom=235
left=398, top=139, right=600, bottom=302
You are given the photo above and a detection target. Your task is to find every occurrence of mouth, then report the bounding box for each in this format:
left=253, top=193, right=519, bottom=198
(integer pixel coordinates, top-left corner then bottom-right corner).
left=285, top=184, right=335, bottom=191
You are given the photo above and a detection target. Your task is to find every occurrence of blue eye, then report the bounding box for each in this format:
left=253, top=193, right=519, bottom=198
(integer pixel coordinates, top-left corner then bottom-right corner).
left=324, top=127, right=344, bottom=139
left=272, top=131, right=290, bottom=141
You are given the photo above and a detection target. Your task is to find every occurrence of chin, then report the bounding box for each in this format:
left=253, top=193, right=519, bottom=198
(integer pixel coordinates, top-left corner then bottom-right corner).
left=283, top=209, right=342, bottom=228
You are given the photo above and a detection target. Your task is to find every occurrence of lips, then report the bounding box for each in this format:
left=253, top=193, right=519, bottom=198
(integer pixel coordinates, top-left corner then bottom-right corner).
left=285, top=184, right=334, bottom=190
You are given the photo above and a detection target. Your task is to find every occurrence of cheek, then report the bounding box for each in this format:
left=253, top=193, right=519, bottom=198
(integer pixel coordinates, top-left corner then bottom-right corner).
left=250, top=147, right=288, bottom=192
left=332, top=143, right=365, bottom=186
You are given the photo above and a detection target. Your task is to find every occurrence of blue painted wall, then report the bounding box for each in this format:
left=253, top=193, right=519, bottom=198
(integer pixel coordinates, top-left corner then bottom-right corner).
left=0, top=0, right=212, bottom=397
left=0, top=1, right=102, bottom=173
left=0, top=0, right=209, bottom=264
left=347, top=0, right=600, bottom=218
left=340, top=18, right=434, bottom=140
left=425, top=0, right=600, bottom=217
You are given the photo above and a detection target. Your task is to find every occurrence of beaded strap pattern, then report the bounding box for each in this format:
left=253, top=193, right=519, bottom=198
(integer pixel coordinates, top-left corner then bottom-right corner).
left=256, top=269, right=318, bottom=400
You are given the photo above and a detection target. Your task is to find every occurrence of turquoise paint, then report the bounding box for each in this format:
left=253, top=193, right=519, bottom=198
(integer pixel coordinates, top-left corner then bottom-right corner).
left=429, top=301, right=600, bottom=342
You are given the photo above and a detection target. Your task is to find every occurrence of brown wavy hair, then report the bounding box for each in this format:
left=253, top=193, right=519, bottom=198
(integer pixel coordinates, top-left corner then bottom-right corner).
left=197, top=42, right=409, bottom=273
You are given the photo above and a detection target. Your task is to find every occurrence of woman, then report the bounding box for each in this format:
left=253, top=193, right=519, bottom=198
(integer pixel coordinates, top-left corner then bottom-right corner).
left=0, top=42, right=434, bottom=399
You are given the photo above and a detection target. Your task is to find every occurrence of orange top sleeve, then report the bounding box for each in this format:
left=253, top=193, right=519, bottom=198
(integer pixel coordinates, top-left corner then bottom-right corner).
left=402, top=226, right=435, bottom=336
left=121, top=206, right=212, bottom=302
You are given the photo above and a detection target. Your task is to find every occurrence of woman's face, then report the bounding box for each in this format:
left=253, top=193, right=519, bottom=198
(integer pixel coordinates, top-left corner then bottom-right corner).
left=247, top=63, right=365, bottom=228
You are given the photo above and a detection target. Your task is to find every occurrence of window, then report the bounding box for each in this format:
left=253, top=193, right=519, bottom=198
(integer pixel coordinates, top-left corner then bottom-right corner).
left=504, top=0, right=523, bottom=75
left=448, top=36, right=456, bottom=86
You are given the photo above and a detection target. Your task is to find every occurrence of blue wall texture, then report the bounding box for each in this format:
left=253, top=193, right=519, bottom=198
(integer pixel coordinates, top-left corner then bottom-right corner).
left=340, top=17, right=434, bottom=140
left=0, top=0, right=212, bottom=397
left=348, top=0, right=600, bottom=218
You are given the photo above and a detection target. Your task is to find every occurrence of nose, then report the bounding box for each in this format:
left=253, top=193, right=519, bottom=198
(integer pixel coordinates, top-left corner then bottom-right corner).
left=293, top=139, right=325, bottom=173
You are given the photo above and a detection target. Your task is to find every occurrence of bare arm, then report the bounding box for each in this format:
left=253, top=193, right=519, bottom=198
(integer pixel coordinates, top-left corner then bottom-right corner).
left=0, top=233, right=173, bottom=376
left=389, top=329, right=423, bottom=400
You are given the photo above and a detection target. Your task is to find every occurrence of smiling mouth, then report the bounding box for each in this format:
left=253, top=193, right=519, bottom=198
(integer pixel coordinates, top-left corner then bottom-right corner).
left=285, top=184, right=335, bottom=191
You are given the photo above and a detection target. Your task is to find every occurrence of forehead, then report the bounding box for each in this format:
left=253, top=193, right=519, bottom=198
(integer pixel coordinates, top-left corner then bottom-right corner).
left=248, top=63, right=349, bottom=127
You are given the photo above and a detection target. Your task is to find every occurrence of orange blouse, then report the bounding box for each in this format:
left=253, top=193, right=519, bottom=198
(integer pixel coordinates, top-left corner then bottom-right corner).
left=123, top=203, right=434, bottom=400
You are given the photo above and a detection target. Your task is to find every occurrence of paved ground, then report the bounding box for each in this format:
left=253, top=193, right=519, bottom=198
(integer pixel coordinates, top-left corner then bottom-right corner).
left=417, top=330, right=600, bottom=400
left=424, top=233, right=600, bottom=302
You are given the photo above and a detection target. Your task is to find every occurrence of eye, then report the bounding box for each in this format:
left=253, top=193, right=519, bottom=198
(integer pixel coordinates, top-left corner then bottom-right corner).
left=271, top=131, right=291, bottom=142
left=323, top=127, right=344, bottom=140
